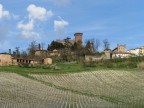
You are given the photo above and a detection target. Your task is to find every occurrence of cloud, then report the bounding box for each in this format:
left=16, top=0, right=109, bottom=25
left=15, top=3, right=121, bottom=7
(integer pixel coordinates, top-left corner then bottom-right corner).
left=21, top=31, right=39, bottom=39
left=52, top=0, right=70, bottom=6
left=54, top=17, right=69, bottom=36
left=17, top=20, right=39, bottom=39
left=0, top=4, right=10, bottom=19
left=27, top=4, right=53, bottom=21
left=18, top=20, right=34, bottom=31
left=18, top=4, right=53, bottom=39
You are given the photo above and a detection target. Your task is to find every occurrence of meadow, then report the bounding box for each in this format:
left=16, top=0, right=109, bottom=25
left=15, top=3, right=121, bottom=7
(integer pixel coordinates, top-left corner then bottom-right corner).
left=0, top=63, right=144, bottom=108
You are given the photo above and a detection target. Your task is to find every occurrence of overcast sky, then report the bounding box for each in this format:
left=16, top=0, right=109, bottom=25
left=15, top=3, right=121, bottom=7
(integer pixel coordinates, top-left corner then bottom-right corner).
left=0, top=0, right=144, bottom=52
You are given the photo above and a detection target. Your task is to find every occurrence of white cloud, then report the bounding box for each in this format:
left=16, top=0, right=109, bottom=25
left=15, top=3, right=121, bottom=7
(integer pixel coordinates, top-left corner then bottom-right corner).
left=0, top=4, right=10, bottom=19
left=21, top=31, right=39, bottom=39
left=17, top=20, right=39, bottom=39
left=18, top=4, right=53, bottom=39
left=27, top=4, right=53, bottom=21
left=18, top=20, right=34, bottom=31
left=52, top=0, right=70, bottom=6
left=54, top=17, right=69, bottom=36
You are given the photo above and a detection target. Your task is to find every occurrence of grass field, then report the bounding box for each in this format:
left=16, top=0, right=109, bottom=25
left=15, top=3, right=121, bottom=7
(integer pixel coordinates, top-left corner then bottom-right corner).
left=0, top=63, right=144, bottom=107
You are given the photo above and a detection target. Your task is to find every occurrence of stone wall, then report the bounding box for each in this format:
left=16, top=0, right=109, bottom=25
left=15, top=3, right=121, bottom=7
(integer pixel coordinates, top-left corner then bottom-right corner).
left=85, top=55, right=102, bottom=62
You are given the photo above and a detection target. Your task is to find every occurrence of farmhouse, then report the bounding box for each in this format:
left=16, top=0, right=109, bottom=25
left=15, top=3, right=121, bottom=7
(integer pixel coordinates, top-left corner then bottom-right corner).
left=13, top=58, right=52, bottom=66
left=127, top=46, right=144, bottom=56
left=111, top=52, right=132, bottom=59
left=111, top=44, right=132, bottom=58
left=0, top=53, right=13, bottom=66
left=0, top=53, right=52, bottom=66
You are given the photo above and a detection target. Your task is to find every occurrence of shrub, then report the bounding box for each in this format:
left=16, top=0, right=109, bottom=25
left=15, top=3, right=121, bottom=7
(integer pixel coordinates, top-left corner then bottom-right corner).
left=137, top=62, right=144, bottom=69
left=127, top=62, right=137, bottom=68
left=18, top=62, right=29, bottom=68
left=48, top=64, right=61, bottom=70
left=115, top=62, right=126, bottom=68
left=104, top=62, right=114, bottom=68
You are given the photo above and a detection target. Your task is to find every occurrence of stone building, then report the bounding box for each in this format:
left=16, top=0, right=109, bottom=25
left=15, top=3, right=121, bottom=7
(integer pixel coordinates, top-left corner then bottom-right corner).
left=35, top=50, right=47, bottom=56
left=127, top=46, right=144, bottom=56
left=0, top=53, right=52, bottom=66
left=112, top=44, right=126, bottom=52
left=111, top=52, right=132, bottom=59
left=111, top=44, right=132, bottom=58
left=43, top=58, right=52, bottom=65
left=12, top=58, right=52, bottom=66
left=74, top=33, right=83, bottom=43
left=104, top=49, right=111, bottom=59
left=103, top=44, right=133, bottom=59
left=0, top=53, right=13, bottom=66
left=56, top=33, right=83, bottom=46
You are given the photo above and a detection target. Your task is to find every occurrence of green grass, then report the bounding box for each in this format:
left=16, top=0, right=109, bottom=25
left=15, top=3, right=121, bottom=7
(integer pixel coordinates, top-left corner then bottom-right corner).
left=0, top=63, right=94, bottom=74
left=0, top=63, right=143, bottom=75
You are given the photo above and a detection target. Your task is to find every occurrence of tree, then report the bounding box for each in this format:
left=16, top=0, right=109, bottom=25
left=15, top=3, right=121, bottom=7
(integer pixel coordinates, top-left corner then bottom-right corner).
left=27, top=41, right=38, bottom=59
left=95, top=39, right=100, bottom=52
left=41, top=42, right=45, bottom=50
left=15, top=47, right=20, bottom=58
left=47, top=41, right=64, bottom=51
left=63, top=37, right=71, bottom=61
left=103, top=39, right=110, bottom=50
left=21, top=51, right=28, bottom=59
left=85, top=40, right=94, bottom=54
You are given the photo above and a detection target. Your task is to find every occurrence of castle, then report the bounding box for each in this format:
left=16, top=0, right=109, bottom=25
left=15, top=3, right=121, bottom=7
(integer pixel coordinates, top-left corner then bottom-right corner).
left=56, top=33, right=83, bottom=46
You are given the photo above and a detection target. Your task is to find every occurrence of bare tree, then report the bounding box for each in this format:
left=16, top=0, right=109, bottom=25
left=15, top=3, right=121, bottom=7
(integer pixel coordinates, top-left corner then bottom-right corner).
left=15, top=47, right=20, bottom=58
left=21, top=51, right=28, bottom=59
left=41, top=42, right=45, bottom=50
left=27, top=41, right=38, bottom=59
left=103, top=39, right=110, bottom=50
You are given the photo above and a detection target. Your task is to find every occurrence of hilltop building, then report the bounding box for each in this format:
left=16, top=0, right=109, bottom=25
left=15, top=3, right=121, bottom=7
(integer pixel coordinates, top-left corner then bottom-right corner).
left=112, top=44, right=126, bottom=52
left=56, top=33, right=83, bottom=46
left=35, top=50, right=47, bottom=56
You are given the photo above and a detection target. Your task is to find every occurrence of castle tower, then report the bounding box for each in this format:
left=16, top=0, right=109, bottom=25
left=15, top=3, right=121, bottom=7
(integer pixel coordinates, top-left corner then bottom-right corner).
left=117, top=44, right=126, bottom=52
left=74, top=33, right=83, bottom=43
left=104, top=49, right=111, bottom=59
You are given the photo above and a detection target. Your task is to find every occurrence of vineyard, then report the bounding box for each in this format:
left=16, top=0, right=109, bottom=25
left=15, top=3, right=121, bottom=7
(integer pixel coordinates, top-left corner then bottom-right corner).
left=0, top=72, right=120, bottom=108
left=30, top=70, right=144, bottom=108
left=0, top=68, right=144, bottom=107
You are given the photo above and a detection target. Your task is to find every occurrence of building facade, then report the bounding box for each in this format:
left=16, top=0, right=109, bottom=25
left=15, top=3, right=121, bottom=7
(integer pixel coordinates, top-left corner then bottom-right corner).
left=127, top=47, right=144, bottom=56
left=0, top=53, right=13, bottom=66
left=112, top=44, right=126, bottom=52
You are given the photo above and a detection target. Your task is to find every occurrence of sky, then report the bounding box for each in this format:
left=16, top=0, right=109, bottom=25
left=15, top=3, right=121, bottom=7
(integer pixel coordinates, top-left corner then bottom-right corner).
left=0, top=0, right=144, bottom=52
